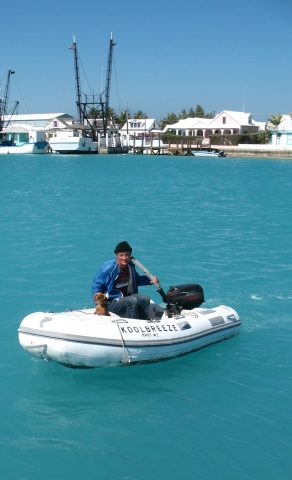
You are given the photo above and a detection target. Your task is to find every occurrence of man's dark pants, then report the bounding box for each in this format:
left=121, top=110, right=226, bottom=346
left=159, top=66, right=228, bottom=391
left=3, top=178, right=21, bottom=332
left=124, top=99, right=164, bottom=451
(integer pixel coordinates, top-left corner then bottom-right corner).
left=108, top=294, right=150, bottom=319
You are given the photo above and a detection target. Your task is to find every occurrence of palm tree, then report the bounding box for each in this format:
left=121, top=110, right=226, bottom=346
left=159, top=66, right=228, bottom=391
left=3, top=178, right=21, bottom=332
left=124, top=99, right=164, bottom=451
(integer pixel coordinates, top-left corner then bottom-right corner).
left=267, top=113, right=283, bottom=131
left=114, top=110, right=130, bottom=127
left=133, top=110, right=148, bottom=119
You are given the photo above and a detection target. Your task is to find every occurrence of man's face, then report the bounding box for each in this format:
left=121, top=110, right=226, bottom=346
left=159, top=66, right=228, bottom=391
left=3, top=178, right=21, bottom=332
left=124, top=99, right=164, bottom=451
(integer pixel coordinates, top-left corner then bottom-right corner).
left=116, top=251, right=131, bottom=269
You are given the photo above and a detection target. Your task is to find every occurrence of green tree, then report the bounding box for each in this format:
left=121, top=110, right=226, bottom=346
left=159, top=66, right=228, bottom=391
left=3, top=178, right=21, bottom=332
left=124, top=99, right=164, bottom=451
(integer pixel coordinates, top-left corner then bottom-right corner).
left=88, top=106, right=117, bottom=121
left=267, top=113, right=283, bottom=130
left=114, top=110, right=130, bottom=127
left=178, top=108, right=188, bottom=119
left=159, top=112, right=178, bottom=129
left=204, top=110, right=215, bottom=119
left=106, top=107, right=116, bottom=118
left=194, top=105, right=205, bottom=117
left=88, top=107, right=102, bottom=119
left=188, top=105, right=215, bottom=118
left=133, top=110, right=148, bottom=119
left=257, top=130, right=272, bottom=144
left=188, top=107, right=197, bottom=117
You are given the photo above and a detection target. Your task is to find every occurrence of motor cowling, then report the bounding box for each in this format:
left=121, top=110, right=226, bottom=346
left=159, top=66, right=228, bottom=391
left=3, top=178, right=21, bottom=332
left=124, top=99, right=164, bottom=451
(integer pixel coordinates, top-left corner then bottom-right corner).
left=167, top=283, right=205, bottom=310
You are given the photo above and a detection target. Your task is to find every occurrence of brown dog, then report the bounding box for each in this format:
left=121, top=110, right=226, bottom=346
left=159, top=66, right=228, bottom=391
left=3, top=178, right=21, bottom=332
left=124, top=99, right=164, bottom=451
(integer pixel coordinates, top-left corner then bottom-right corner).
left=93, top=292, right=110, bottom=316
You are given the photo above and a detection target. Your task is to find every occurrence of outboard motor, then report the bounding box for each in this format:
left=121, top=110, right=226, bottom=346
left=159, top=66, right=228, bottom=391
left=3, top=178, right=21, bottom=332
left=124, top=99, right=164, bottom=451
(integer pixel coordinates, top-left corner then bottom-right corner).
left=130, top=257, right=205, bottom=318
left=167, top=284, right=204, bottom=309
left=164, top=283, right=204, bottom=317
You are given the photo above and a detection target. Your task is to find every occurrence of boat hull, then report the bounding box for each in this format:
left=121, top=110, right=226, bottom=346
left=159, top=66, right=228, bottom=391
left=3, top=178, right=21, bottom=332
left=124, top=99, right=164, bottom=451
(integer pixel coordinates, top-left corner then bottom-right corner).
left=0, top=141, right=49, bottom=154
left=49, top=137, right=98, bottom=154
left=191, top=150, right=226, bottom=157
left=18, top=304, right=241, bottom=368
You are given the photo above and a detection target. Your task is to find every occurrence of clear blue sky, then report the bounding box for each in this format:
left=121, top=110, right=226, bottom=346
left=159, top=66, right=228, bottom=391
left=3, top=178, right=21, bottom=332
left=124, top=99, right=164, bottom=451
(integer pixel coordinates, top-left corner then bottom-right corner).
left=1, top=0, right=291, bottom=122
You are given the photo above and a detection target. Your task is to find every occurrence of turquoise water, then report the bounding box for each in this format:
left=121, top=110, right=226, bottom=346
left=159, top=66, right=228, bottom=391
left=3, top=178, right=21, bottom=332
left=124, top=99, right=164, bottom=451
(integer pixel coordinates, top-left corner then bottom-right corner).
left=1, top=154, right=291, bottom=479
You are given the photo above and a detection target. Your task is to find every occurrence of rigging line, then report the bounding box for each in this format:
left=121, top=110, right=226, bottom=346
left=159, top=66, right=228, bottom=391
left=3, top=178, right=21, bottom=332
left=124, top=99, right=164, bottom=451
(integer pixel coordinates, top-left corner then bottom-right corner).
left=0, top=68, right=9, bottom=90
left=113, top=53, right=121, bottom=112
left=59, top=59, right=71, bottom=111
left=100, top=44, right=111, bottom=98
left=0, top=73, right=6, bottom=91
left=12, top=76, right=30, bottom=114
left=78, top=51, right=93, bottom=96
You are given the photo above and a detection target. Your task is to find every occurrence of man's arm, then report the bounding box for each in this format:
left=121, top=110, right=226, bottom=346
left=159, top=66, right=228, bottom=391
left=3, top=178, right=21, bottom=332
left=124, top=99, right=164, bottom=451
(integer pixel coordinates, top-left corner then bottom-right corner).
left=92, top=268, right=108, bottom=296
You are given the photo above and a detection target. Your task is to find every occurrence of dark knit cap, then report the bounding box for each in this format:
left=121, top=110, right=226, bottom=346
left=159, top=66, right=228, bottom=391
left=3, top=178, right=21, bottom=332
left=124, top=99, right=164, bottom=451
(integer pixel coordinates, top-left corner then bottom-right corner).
left=114, top=241, right=132, bottom=254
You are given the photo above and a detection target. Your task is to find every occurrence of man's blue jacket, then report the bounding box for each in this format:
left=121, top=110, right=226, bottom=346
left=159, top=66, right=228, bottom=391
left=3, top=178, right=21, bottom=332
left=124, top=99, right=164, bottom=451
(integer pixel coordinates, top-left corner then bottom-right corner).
left=92, top=258, right=150, bottom=300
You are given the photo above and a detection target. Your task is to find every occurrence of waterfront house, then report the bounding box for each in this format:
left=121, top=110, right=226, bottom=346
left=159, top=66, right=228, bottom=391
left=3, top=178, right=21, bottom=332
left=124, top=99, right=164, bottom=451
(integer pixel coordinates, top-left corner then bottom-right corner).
left=120, top=118, right=160, bottom=135
left=120, top=118, right=160, bottom=140
left=120, top=118, right=162, bottom=149
left=162, top=110, right=266, bottom=143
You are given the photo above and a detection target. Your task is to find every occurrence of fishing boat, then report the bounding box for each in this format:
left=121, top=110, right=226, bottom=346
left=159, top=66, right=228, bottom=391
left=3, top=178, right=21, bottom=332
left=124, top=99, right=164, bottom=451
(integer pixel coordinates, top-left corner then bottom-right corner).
left=0, top=69, right=48, bottom=154
left=18, top=259, right=240, bottom=368
left=191, top=150, right=227, bottom=157
left=49, top=35, right=117, bottom=155
left=0, top=125, right=49, bottom=154
left=48, top=129, right=98, bottom=154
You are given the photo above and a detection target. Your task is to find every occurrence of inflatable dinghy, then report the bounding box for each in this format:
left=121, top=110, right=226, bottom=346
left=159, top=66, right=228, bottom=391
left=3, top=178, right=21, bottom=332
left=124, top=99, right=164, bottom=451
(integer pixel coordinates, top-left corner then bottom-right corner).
left=18, top=303, right=240, bottom=368
left=18, top=258, right=241, bottom=368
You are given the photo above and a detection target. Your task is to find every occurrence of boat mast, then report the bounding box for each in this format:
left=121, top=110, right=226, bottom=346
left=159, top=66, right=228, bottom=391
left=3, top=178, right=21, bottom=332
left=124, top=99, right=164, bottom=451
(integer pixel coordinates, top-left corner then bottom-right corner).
left=104, top=33, right=116, bottom=131
left=69, top=37, right=83, bottom=124
left=0, top=68, right=17, bottom=133
left=69, top=36, right=111, bottom=140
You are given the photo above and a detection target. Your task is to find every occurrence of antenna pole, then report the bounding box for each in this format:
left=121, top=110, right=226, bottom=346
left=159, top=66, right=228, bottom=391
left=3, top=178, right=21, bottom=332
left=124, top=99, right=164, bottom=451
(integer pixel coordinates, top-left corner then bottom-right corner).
left=70, top=37, right=83, bottom=123
left=104, top=33, right=116, bottom=134
left=0, top=68, right=16, bottom=132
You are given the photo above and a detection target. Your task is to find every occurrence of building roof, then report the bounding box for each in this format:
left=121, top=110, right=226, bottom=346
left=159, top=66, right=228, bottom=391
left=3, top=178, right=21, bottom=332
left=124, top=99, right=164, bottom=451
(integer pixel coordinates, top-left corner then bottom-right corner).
left=218, top=111, right=252, bottom=124
left=4, top=113, right=74, bottom=122
left=44, top=120, right=87, bottom=131
left=162, top=110, right=264, bottom=132
left=162, top=117, right=212, bottom=132
left=121, top=118, right=160, bottom=131
left=3, top=124, right=33, bottom=133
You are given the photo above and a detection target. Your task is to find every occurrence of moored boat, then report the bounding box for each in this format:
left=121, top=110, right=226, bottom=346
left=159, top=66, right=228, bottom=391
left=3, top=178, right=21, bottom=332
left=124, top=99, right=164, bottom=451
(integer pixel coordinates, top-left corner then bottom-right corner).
left=49, top=133, right=98, bottom=154
left=0, top=124, right=49, bottom=154
left=191, top=149, right=227, bottom=157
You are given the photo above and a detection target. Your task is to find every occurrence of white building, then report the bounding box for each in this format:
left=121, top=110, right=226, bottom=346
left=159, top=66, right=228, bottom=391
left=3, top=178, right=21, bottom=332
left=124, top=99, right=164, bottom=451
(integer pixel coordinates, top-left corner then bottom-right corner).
left=120, top=118, right=162, bottom=149
left=163, top=111, right=266, bottom=143
left=120, top=118, right=160, bottom=135
left=4, top=113, right=76, bottom=130
left=43, top=115, right=88, bottom=140
left=269, top=115, right=292, bottom=148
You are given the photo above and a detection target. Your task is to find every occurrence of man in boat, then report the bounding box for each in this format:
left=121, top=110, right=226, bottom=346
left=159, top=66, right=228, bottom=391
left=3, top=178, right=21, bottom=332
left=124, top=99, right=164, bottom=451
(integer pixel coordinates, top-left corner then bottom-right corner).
left=92, top=241, right=159, bottom=319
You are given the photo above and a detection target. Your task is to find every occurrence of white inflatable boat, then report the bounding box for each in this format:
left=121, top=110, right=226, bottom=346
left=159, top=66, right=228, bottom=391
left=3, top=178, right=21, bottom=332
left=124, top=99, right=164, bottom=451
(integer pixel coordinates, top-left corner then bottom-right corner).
left=18, top=259, right=241, bottom=368
left=18, top=302, right=240, bottom=368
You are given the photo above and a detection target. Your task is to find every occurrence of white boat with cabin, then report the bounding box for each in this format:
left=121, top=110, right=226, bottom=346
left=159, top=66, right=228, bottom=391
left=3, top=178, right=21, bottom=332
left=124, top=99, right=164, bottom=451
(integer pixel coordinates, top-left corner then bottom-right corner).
left=0, top=124, right=49, bottom=154
left=47, top=122, right=98, bottom=154
left=49, top=132, right=98, bottom=154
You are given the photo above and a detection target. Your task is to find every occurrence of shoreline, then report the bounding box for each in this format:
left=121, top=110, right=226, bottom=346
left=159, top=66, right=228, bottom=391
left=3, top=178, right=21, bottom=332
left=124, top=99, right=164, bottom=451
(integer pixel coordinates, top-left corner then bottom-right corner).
left=208, top=145, right=292, bottom=158
left=220, top=150, right=292, bottom=158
